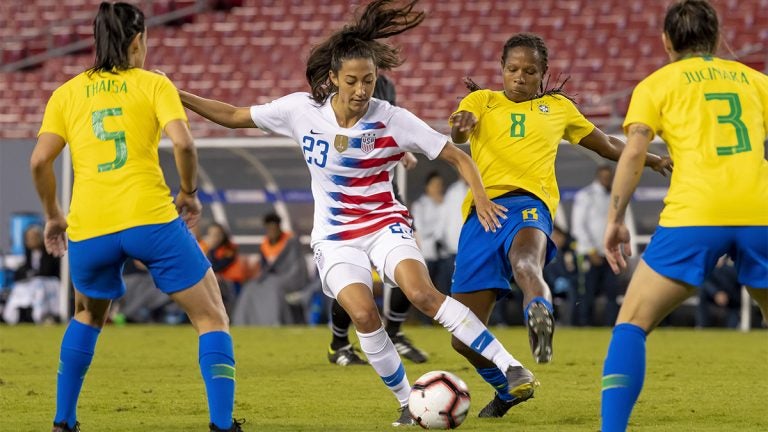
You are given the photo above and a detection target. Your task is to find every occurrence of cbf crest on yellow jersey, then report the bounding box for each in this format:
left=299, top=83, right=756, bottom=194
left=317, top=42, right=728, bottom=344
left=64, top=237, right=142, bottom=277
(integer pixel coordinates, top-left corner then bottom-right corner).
left=39, top=68, right=187, bottom=241
left=624, top=56, right=768, bottom=226
left=453, top=89, right=595, bottom=219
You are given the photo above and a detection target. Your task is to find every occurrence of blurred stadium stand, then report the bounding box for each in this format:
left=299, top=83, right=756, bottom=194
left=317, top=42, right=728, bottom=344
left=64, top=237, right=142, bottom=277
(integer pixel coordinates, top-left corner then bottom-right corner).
left=1, top=0, right=766, bottom=139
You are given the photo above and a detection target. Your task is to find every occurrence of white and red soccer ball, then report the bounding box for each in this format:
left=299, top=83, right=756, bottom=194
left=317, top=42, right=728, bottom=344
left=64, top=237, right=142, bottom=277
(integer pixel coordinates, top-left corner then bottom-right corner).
left=408, top=371, right=471, bottom=429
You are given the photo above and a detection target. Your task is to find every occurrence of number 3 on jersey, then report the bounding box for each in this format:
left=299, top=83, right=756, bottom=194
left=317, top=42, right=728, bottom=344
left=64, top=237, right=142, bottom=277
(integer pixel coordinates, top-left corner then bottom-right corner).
left=302, top=136, right=329, bottom=168
left=93, top=107, right=127, bottom=172
left=704, top=92, right=751, bottom=156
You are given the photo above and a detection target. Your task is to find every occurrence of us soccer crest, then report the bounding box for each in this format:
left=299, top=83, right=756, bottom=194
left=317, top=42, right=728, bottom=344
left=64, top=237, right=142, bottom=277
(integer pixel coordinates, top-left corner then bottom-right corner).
left=334, top=134, right=349, bottom=153
left=360, top=132, right=376, bottom=154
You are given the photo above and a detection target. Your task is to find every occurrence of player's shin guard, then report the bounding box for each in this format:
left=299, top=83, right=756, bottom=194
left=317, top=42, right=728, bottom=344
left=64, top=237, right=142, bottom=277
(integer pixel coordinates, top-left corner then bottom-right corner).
left=601, top=323, right=647, bottom=432
left=357, top=326, right=411, bottom=406
left=476, top=367, right=513, bottom=401
left=54, top=319, right=101, bottom=429
left=199, top=331, right=236, bottom=431
left=434, top=297, right=522, bottom=371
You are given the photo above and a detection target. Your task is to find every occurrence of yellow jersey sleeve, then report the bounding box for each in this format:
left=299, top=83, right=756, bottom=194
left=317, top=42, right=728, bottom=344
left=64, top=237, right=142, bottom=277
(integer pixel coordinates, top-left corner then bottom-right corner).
left=452, top=90, right=488, bottom=124
left=562, top=99, right=596, bottom=144
left=153, top=76, right=187, bottom=129
left=623, top=83, right=661, bottom=135
left=38, top=88, right=68, bottom=141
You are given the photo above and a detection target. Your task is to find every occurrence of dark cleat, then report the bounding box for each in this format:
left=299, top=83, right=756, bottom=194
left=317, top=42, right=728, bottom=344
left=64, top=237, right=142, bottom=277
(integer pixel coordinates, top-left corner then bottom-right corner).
left=52, top=421, right=80, bottom=432
left=391, top=333, right=428, bottom=364
left=392, top=405, right=417, bottom=427
left=527, top=301, right=554, bottom=363
left=210, top=418, right=245, bottom=432
left=328, top=344, right=368, bottom=366
left=505, top=366, right=536, bottom=404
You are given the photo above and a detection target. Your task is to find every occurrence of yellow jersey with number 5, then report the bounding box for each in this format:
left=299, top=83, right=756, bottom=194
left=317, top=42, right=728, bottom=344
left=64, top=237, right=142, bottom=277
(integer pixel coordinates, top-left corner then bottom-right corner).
left=624, top=56, right=768, bottom=226
left=38, top=68, right=187, bottom=241
left=453, top=89, right=595, bottom=220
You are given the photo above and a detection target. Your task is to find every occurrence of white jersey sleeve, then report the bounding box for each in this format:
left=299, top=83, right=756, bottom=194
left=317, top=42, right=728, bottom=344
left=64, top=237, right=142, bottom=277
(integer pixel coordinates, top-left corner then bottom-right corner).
left=249, top=92, right=312, bottom=137
left=388, top=108, right=447, bottom=160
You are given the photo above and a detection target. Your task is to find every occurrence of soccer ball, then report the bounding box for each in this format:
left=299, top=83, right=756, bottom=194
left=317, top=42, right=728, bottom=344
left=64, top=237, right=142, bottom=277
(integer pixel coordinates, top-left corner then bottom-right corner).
left=408, top=371, right=471, bottom=429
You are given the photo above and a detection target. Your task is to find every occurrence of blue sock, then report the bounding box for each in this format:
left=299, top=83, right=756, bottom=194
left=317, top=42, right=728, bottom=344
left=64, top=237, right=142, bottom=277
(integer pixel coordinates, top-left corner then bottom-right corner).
left=54, top=320, right=101, bottom=428
left=524, top=296, right=554, bottom=321
left=199, top=331, right=236, bottom=430
left=601, top=323, right=647, bottom=432
left=476, top=367, right=513, bottom=401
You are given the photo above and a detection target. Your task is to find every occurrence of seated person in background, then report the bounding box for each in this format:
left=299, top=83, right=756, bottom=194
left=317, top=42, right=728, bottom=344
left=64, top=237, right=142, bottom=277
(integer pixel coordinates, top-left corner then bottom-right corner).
left=696, top=257, right=742, bottom=329
left=233, top=213, right=308, bottom=325
left=199, top=222, right=244, bottom=315
left=3, top=225, right=60, bottom=324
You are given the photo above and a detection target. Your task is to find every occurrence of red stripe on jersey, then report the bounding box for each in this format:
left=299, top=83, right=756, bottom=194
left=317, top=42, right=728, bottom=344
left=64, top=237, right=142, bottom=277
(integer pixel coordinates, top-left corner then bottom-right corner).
left=374, top=136, right=399, bottom=149
left=342, top=209, right=412, bottom=226
left=333, top=191, right=393, bottom=205
left=327, top=216, right=410, bottom=241
left=340, top=153, right=403, bottom=169
left=331, top=201, right=395, bottom=216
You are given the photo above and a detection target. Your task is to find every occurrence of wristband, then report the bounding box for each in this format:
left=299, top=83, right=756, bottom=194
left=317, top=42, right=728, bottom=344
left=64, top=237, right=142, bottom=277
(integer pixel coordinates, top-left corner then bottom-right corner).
left=180, top=186, right=198, bottom=195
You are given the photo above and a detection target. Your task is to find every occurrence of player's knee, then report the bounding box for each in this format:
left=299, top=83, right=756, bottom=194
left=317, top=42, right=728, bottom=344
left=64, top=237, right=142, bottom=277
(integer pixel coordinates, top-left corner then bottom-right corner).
left=347, top=305, right=381, bottom=331
left=405, top=286, right=442, bottom=317
left=511, top=258, right=541, bottom=283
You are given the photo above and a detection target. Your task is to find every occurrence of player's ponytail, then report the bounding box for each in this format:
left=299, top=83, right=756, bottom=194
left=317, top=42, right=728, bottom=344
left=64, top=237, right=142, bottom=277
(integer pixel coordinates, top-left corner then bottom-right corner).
left=306, top=0, right=425, bottom=104
left=664, top=0, right=719, bottom=56
left=90, top=2, right=145, bottom=75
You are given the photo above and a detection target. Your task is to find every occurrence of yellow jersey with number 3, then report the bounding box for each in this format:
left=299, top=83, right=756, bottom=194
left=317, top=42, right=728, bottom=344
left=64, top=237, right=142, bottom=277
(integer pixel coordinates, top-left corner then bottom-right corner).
left=624, top=56, right=768, bottom=226
left=453, top=89, right=595, bottom=220
left=38, top=68, right=187, bottom=241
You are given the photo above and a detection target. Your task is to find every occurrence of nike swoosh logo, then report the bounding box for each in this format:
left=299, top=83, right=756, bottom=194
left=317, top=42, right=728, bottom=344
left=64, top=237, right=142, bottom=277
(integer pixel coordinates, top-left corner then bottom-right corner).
left=486, top=104, right=497, bottom=109
left=310, top=129, right=322, bottom=135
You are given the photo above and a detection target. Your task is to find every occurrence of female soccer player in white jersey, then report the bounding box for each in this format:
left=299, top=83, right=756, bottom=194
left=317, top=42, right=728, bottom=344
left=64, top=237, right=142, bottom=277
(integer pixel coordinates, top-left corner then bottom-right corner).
left=175, top=0, right=536, bottom=425
left=601, top=1, right=768, bottom=430
left=31, top=2, right=241, bottom=431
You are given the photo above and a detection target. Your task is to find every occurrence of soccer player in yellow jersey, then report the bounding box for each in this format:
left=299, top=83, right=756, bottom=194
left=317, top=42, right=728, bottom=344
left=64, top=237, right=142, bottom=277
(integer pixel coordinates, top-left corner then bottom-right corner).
left=449, top=33, right=672, bottom=418
left=31, top=3, right=241, bottom=432
left=601, top=1, right=768, bottom=430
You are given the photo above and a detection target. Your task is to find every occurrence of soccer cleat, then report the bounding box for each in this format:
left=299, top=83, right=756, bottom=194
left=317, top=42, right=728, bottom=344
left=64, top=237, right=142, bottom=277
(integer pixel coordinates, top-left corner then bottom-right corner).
left=527, top=301, right=554, bottom=363
left=209, top=418, right=245, bottom=432
left=52, top=421, right=80, bottom=432
left=328, top=344, right=368, bottom=366
left=478, top=394, right=522, bottom=418
left=505, top=366, right=536, bottom=405
left=391, top=333, right=428, bottom=364
left=392, top=405, right=417, bottom=427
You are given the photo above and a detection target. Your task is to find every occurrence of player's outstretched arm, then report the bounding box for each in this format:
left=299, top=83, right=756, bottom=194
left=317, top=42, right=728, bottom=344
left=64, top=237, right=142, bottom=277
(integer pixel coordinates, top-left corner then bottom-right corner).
left=578, top=128, right=672, bottom=176
left=165, top=119, right=202, bottom=229
left=604, top=122, right=653, bottom=273
left=437, top=143, right=507, bottom=233
left=30, top=133, right=68, bottom=257
left=178, top=90, right=256, bottom=129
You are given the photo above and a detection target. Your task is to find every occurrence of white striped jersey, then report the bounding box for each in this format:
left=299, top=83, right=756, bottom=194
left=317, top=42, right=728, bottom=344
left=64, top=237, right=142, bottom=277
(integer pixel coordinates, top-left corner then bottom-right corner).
left=250, top=92, right=447, bottom=244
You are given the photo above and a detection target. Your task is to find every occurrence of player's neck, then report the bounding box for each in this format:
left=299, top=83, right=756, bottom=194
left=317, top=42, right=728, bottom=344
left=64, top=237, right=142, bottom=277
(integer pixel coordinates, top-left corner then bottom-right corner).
left=331, top=95, right=367, bottom=128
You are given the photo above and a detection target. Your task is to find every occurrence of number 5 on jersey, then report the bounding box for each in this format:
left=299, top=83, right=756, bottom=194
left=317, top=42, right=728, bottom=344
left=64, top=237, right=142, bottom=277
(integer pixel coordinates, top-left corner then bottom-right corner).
left=93, top=107, right=127, bottom=172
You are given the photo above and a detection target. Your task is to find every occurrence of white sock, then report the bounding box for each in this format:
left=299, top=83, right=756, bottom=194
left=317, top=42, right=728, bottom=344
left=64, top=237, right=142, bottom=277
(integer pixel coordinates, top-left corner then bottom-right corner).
left=357, top=326, right=411, bottom=406
left=434, top=297, right=522, bottom=370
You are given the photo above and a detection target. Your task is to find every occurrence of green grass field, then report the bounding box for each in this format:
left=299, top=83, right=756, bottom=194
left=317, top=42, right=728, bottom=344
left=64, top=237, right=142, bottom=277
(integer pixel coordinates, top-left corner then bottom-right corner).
left=1, top=325, right=766, bottom=431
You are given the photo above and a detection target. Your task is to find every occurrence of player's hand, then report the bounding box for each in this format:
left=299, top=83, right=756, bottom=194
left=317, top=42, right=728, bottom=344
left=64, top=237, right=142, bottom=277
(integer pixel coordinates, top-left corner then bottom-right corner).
left=449, top=111, right=477, bottom=133
left=474, top=196, right=507, bottom=233
left=401, top=152, right=418, bottom=170
left=604, top=221, right=631, bottom=274
left=175, top=191, right=202, bottom=229
left=649, top=155, right=673, bottom=177
left=44, top=214, right=68, bottom=257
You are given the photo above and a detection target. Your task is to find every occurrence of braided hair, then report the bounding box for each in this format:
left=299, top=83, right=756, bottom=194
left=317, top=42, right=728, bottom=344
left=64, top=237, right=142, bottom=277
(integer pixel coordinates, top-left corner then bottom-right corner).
left=306, top=0, right=425, bottom=105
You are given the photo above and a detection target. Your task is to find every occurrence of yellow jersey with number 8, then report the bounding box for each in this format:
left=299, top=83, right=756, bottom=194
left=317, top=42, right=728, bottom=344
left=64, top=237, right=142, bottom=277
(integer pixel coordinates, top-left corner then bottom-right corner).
left=624, top=56, right=768, bottom=226
left=38, top=68, right=187, bottom=241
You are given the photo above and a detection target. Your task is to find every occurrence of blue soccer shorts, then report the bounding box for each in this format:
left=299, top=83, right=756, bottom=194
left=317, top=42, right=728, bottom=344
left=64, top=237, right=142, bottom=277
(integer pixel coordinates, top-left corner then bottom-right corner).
left=642, top=225, right=768, bottom=288
left=451, top=194, right=557, bottom=295
left=68, top=218, right=211, bottom=299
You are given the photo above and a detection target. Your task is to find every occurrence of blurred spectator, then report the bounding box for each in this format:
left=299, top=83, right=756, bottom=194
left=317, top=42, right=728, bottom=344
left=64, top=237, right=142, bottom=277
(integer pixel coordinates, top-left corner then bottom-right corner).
left=571, top=165, right=621, bottom=326
left=436, top=177, right=468, bottom=296
left=696, top=257, right=741, bottom=329
left=199, top=222, right=244, bottom=316
left=232, top=212, right=308, bottom=325
left=543, top=225, right=580, bottom=325
left=113, top=260, right=172, bottom=323
left=3, top=225, right=60, bottom=324
left=411, top=171, right=447, bottom=292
